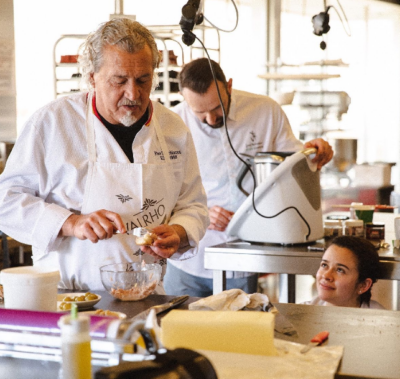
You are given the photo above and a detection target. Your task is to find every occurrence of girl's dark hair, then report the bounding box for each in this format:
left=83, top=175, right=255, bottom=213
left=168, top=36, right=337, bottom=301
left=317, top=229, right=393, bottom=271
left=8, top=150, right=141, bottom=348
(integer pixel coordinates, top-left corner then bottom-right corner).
left=178, top=58, right=227, bottom=94
left=329, top=236, right=380, bottom=305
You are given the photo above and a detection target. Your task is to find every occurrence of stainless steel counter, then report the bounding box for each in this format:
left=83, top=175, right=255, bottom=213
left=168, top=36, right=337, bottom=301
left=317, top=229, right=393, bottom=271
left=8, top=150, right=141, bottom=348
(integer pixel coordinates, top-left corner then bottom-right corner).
left=275, top=302, right=400, bottom=379
left=204, top=239, right=400, bottom=302
left=205, top=212, right=400, bottom=304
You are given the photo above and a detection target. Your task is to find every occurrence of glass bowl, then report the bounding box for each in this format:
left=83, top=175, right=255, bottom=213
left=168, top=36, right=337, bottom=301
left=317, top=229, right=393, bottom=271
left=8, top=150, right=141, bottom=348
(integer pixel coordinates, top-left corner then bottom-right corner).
left=100, top=262, right=162, bottom=301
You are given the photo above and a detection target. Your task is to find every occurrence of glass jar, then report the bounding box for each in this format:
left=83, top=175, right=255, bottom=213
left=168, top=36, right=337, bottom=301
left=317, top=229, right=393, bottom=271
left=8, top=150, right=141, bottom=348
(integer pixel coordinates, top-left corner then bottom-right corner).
left=365, top=223, right=385, bottom=240
left=344, top=219, right=364, bottom=238
left=324, top=220, right=343, bottom=239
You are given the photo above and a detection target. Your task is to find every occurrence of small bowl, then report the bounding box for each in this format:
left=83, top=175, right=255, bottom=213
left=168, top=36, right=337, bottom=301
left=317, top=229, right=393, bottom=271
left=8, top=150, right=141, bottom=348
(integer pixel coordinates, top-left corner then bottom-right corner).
left=100, top=262, right=161, bottom=301
left=57, top=292, right=101, bottom=311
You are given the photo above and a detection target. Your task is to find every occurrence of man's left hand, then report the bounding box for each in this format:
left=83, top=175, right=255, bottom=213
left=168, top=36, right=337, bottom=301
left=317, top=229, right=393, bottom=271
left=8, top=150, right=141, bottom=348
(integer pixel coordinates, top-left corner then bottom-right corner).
left=303, top=138, right=334, bottom=170
left=140, top=224, right=188, bottom=259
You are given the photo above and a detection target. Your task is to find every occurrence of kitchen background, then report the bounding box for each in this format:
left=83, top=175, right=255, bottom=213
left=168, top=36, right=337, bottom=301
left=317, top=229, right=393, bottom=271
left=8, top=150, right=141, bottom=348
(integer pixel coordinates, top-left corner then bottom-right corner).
left=0, top=0, right=400, bottom=305
left=1, top=0, right=400, bottom=192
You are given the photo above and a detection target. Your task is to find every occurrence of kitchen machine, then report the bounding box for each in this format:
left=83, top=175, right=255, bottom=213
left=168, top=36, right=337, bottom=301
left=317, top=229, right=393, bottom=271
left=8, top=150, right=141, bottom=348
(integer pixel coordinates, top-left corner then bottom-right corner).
left=227, top=148, right=324, bottom=245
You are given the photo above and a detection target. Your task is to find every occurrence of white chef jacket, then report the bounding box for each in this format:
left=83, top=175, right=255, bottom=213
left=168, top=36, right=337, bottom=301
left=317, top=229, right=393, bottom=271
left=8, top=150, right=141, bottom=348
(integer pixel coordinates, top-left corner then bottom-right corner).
left=169, top=89, right=303, bottom=279
left=0, top=92, right=209, bottom=289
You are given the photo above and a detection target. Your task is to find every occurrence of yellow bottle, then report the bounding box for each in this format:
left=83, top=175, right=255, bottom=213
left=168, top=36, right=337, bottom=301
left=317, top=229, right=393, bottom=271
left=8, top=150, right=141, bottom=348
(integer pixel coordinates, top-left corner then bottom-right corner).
left=58, top=303, right=92, bottom=379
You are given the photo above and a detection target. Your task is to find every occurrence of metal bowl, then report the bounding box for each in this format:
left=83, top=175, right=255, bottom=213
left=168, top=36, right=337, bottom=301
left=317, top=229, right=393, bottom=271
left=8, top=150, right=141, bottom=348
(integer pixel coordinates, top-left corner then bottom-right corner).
left=100, top=262, right=161, bottom=301
left=327, top=138, right=357, bottom=173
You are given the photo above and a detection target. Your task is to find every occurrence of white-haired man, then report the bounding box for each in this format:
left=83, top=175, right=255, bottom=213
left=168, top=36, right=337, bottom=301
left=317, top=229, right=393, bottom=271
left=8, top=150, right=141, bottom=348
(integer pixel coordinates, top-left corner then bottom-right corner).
left=0, top=19, right=209, bottom=291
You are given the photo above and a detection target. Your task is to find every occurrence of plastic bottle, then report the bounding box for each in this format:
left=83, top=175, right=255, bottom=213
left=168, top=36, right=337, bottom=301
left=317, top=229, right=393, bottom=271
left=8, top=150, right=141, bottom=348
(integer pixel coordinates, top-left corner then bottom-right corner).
left=58, top=303, right=92, bottom=379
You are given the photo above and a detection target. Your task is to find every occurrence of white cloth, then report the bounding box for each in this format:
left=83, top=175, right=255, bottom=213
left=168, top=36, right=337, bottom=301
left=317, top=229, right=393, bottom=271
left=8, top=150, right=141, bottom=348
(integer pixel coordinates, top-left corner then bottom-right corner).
left=169, top=89, right=303, bottom=279
left=0, top=92, right=209, bottom=290
left=303, top=296, right=386, bottom=309
left=188, top=288, right=270, bottom=311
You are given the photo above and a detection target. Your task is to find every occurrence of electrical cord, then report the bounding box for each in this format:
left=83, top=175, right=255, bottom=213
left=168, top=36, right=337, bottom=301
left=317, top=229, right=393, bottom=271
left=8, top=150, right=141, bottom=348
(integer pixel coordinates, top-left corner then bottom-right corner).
left=203, top=0, right=239, bottom=33
left=187, top=32, right=311, bottom=239
left=329, top=1, right=351, bottom=36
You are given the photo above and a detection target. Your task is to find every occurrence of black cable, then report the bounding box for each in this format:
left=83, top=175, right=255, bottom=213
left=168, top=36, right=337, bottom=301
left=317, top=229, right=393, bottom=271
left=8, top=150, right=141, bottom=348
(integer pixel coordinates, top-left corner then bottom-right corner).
left=187, top=32, right=311, bottom=240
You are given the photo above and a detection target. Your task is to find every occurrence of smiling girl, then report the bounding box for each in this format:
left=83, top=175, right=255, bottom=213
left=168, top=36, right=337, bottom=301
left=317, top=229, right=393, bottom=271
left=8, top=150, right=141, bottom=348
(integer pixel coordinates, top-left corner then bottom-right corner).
left=305, top=236, right=385, bottom=309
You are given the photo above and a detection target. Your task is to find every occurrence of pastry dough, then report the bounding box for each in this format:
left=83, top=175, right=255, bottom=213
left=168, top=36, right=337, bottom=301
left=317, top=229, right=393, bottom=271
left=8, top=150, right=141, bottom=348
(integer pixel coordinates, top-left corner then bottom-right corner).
left=135, top=232, right=157, bottom=246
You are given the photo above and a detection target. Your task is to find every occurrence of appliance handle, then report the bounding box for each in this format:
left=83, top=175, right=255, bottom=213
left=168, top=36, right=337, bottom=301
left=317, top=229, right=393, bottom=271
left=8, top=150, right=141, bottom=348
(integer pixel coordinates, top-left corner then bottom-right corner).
left=236, top=160, right=251, bottom=197
left=301, top=147, right=317, bottom=156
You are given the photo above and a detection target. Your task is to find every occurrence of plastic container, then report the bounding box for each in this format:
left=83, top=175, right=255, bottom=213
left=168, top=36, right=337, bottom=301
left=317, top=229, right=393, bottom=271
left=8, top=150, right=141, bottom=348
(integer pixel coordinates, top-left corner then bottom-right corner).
left=349, top=202, right=363, bottom=219
left=58, top=307, right=92, bottom=379
left=324, top=220, right=343, bottom=239
left=0, top=308, right=122, bottom=339
left=352, top=205, right=375, bottom=224
left=344, top=219, right=364, bottom=237
left=0, top=266, right=60, bottom=311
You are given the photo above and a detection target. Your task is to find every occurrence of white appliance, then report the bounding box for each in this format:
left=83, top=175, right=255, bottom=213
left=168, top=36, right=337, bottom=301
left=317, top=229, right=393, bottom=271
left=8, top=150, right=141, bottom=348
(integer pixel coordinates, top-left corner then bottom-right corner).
left=227, top=149, right=324, bottom=245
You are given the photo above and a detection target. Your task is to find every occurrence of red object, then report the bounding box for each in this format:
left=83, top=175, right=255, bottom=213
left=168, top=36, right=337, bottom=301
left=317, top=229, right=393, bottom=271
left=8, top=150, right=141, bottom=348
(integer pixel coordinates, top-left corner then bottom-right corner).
left=310, top=331, right=329, bottom=344
left=60, top=55, right=79, bottom=63
left=375, top=205, right=397, bottom=213
left=301, top=330, right=329, bottom=353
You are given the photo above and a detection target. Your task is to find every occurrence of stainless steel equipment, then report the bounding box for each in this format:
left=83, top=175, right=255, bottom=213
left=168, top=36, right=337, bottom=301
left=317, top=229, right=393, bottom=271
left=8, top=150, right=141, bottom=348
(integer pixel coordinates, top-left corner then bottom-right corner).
left=293, top=91, right=351, bottom=121
left=326, top=137, right=357, bottom=173
left=237, top=151, right=294, bottom=197
left=228, top=149, right=324, bottom=244
left=321, top=136, right=357, bottom=188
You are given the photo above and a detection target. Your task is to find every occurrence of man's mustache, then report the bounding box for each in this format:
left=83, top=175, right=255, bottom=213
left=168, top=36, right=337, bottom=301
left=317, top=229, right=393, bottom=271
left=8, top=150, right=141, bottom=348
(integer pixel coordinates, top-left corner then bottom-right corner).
left=118, top=99, right=141, bottom=106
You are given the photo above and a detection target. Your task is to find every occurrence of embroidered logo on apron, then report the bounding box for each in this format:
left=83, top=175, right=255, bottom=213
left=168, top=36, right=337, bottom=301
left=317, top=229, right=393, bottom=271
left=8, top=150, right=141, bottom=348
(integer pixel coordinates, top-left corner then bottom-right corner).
left=116, top=194, right=133, bottom=203
left=125, top=197, right=167, bottom=233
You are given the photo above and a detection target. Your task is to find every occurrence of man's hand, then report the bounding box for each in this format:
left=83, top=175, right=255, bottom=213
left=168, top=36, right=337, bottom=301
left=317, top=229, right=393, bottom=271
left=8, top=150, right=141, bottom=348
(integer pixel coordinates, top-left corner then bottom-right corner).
left=304, top=138, right=334, bottom=170
left=59, top=210, right=126, bottom=243
left=208, top=206, right=234, bottom=232
left=140, top=224, right=188, bottom=259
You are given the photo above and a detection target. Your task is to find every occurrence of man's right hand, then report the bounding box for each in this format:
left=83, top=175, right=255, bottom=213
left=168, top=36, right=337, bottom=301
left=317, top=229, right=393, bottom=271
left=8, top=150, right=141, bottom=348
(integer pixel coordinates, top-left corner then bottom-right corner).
left=208, top=206, right=234, bottom=232
left=59, top=210, right=126, bottom=243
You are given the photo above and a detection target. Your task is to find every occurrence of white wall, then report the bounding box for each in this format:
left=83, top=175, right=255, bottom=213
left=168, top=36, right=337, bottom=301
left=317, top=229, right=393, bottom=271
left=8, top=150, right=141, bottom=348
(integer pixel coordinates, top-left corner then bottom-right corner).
left=10, top=0, right=400, bottom=188
left=0, top=0, right=17, bottom=141
left=280, top=0, right=400, bottom=188
left=13, top=0, right=267, bottom=132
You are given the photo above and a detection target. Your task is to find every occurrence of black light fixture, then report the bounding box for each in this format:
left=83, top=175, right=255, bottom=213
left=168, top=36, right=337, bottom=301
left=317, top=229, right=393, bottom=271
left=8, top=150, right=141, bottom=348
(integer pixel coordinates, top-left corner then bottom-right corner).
left=312, top=5, right=332, bottom=50
left=179, top=0, right=204, bottom=46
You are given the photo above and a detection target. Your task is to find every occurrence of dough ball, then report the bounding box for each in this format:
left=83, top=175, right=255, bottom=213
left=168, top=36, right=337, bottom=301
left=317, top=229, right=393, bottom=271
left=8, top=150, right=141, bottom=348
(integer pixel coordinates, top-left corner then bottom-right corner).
left=135, top=232, right=157, bottom=246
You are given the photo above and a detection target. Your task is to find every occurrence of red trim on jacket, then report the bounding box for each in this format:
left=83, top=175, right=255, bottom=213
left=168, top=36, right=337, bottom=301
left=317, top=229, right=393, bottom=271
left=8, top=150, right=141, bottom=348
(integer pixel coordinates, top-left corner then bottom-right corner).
left=89, top=93, right=153, bottom=126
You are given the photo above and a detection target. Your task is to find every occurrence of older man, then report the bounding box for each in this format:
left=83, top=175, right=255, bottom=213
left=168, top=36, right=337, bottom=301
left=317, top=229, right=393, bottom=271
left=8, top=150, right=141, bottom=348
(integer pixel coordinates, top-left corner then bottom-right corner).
left=0, top=19, right=209, bottom=291
left=164, top=58, right=333, bottom=297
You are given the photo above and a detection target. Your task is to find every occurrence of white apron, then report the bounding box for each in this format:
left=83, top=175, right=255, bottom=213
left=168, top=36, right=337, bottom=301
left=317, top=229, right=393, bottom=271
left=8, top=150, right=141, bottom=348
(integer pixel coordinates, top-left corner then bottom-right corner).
left=53, top=92, right=176, bottom=291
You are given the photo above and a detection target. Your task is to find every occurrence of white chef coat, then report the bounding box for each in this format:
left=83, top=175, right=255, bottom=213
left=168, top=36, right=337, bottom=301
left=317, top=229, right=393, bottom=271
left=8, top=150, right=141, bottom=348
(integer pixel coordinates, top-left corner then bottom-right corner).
left=169, top=89, right=303, bottom=279
left=0, top=92, right=209, bottom=290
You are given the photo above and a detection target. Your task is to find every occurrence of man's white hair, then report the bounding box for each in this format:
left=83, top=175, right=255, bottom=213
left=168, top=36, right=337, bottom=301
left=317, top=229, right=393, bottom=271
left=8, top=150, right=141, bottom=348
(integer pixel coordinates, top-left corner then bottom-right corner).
left=79, top=18, right=160, bottom=91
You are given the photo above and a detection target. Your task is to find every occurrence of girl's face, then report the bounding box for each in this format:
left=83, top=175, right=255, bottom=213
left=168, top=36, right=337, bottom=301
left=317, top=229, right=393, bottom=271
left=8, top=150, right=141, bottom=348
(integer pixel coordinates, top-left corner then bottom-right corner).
left=316, top=245, right=371, bottom=307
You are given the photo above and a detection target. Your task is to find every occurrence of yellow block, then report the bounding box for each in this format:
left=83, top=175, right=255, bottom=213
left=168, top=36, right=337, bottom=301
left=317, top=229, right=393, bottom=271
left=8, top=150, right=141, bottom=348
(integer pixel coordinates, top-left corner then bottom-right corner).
left=161, top=310, right=277, bottom=356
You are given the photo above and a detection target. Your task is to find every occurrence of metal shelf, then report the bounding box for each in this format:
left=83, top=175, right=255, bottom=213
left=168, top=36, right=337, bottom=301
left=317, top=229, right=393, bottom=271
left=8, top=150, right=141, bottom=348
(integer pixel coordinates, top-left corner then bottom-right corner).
left=258, top=73, right=341, bottom=80
left=52, top=26, right=221, bottom=107
left=53, top=34, right=87, bottom=99
left=147, top=24, right=220, bottom=108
